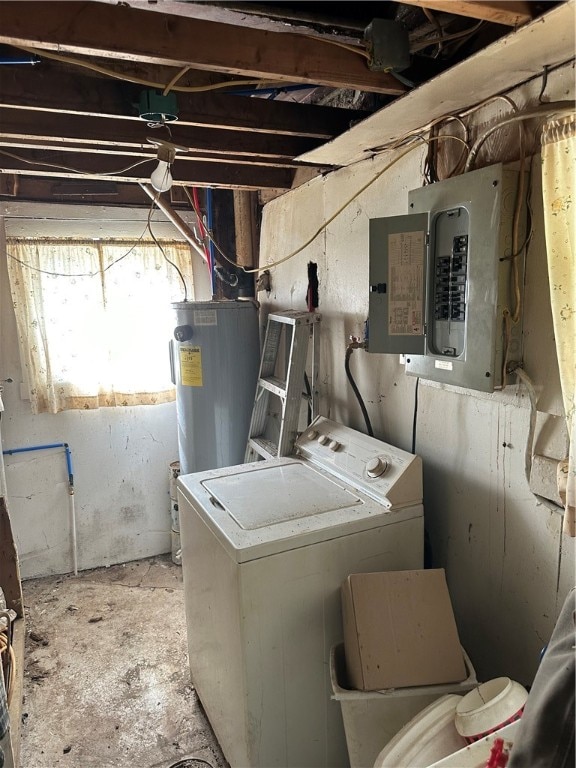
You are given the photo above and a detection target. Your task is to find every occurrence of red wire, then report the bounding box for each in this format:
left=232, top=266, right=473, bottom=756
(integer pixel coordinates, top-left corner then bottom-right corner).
left=191, top=187, right=212, bottom=276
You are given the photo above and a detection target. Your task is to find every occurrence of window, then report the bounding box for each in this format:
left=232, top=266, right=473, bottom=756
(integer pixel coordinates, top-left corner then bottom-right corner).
left=6, top=238, right=194, bottom=414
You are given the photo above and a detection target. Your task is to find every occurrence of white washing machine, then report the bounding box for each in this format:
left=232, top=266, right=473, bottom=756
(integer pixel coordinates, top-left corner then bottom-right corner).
left=177, top=416, right=424, bottom=768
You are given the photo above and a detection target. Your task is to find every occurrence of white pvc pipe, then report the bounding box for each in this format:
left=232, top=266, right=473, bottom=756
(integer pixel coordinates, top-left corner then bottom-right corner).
left=69, top=489, right=78, bottom=576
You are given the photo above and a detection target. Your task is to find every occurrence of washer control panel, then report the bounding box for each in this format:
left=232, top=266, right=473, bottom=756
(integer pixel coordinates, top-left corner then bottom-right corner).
left=295, top=416, right=422, bottom=508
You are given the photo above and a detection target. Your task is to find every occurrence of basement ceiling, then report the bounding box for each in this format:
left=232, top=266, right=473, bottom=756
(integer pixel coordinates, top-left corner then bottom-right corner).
left=0, top=0, right=564, bottom=205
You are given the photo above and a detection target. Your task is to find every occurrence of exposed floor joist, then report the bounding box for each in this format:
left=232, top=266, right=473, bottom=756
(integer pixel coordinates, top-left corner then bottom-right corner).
left=398, top=0, right=534, bottom=26
left=0, top=149, right=294, bottom=190
left=298, top=0, right=576, bottom=167
left=0, top=107, right=324, bottom=163
left=0, top=1, right=406, bottom=95
left=0, top=67, right=368, bottom=140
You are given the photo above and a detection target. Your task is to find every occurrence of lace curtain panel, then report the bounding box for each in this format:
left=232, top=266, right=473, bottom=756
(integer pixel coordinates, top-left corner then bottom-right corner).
left=6, top=238, right=193, bottom=414
left=541, top=116, right=575, bottom=536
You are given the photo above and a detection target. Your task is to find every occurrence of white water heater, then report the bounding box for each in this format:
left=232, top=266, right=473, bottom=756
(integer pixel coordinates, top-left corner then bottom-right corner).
left=171, top=300, right=260, bottom=474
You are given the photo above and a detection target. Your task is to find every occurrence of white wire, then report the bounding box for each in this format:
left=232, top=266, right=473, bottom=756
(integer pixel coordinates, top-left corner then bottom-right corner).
left=465, top=102, right=576, bottom=171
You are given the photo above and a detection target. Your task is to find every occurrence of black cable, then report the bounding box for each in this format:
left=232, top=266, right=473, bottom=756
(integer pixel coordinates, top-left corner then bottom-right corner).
left=538, top=65, right=549, bottom=104
left=411, top=377, right=420, bottom=454
left=303, top=371, right=312, bottom=426
left=344, top=345, right=374, bottom=437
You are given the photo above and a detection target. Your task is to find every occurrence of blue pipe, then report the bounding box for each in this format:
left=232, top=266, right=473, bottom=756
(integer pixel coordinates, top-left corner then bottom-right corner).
left=3, top=442, right=74, bottom=487
left=228, top=84, right=320, bottom=97
left=205, top=189, right=217, bottom=297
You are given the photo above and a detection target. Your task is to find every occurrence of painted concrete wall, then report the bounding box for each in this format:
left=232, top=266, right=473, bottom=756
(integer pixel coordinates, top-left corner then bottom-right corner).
left=0, top=209, right=211, bottom=579
left=258, top=64, right=575, bottom=686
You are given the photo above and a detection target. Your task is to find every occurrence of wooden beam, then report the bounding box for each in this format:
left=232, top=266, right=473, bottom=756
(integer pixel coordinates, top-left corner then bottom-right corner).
left=0, top=66, right=370, bottom=139
left=0, top=107, right=323, bottom=161
left=0, top=149, right=294, bottom=190
left=0, top=2, right=406, bottom=95
left=398, top=1, right=534, bottom=26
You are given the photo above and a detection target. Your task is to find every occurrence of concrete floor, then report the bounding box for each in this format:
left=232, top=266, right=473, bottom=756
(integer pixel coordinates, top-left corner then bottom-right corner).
left=20, top=556, right=229, bottom=768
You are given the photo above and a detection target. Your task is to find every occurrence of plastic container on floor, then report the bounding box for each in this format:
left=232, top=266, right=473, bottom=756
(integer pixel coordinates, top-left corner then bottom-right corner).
left=427, top=720, right=520, bottom=767
left=330, top=644, right=478, bottom=768
left=455, top=678, right=528, bottom=743
left=373, top=694, right=467, bottom=768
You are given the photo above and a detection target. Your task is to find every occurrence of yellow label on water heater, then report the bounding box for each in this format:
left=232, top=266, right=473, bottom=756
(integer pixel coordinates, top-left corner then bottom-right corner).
left=180, top=345, right=203, bottom=387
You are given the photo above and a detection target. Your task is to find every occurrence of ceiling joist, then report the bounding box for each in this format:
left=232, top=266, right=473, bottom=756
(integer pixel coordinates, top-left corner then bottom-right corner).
left=0, top=68, right=368, bottom=140
left=398, top=0, right=534, bottom=26
left=0, top=107, right=325, bottom=163
left=0, top=1, right=406, bottom=95
left=0, top=149, right=295, bottom=191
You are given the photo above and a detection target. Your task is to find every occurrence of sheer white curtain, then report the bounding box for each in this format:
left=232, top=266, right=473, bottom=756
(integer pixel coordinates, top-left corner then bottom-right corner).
left=7, top=238, right=193, bottom=414
left=541, top=116, right=575, bottom=536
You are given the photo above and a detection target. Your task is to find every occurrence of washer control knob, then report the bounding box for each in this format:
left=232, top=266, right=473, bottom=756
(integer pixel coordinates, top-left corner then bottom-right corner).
left=307, top=429, right=319, bottom=440
left=317, top=434, right=329, bottom=446
left=366, top=457, right=388, bottom=478
left=329, top=440, right=341, bottom=452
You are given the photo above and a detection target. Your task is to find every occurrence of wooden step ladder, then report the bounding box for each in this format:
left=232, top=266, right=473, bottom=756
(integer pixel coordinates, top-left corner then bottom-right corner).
left=245, top=310, right=321, bottom=461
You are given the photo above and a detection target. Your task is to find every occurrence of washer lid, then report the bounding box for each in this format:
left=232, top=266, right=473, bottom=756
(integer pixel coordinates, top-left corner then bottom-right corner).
left=204, top=462, right=360, bottom=529
left=178, top=458, right=422, bottom=562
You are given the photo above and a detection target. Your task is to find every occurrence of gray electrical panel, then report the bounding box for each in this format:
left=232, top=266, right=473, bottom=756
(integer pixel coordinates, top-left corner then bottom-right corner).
left=368, top=163, right=526, bottom=392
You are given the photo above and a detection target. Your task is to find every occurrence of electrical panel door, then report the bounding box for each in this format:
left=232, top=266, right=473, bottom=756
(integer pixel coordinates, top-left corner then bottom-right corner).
left=368, top=163, right=526, bottom=392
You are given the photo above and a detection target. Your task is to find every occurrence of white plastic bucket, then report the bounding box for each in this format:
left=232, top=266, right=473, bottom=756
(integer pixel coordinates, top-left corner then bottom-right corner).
left=454, top=678, right=527, bottom=743
left=330, top=643, right=477, bottom=768
left=373, top=695, right=467, bottom=768
left=428, top=720, right=520, bottom=767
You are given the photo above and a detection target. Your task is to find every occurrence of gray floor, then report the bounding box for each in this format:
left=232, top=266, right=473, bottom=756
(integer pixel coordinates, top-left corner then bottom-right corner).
left=20, top=556, right=229, bottom=768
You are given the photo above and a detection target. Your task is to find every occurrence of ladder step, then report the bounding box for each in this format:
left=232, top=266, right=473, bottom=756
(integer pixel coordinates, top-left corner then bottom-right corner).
left=246, top=310, right=321, bottom=462
left=248, top=437, right=278, bottom=460
left=258, top=376, right=287, bottom=398
left=268, top=310, right=316, bottom=326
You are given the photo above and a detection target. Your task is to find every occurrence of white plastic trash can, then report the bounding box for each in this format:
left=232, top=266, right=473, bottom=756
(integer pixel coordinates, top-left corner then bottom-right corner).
left=330, top=644, right=478, bottom=768
left=373, top=694, right=467, bottom=768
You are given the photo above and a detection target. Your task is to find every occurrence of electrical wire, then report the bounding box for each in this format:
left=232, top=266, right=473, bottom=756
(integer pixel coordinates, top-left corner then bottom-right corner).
left=411, top=377, right=420, bottom=454
left=146, top=194, right=189, bottom=301
left=345, top=343, right=374, bottom=437
left=5, top=195, right=185, bottom=286
left=15, top=45, right=285, bottom=93
left=163, top=65, right=191, bottom=96
left=251, top=133, right=472, bottom=275
left=312, top=36, right=370, bottom=61
left=465, top=101, right=576, bottom=171
left=184, top=186, right=212, bottom=283
left=0, top=147, right=152, bottom=176
left=410, top=20, right=485, bottom=53
left=6, top=226, right=152, bottom=278
left=512, top=367, right=567, bottom=513
left=422, top=7, right=444, bottom=56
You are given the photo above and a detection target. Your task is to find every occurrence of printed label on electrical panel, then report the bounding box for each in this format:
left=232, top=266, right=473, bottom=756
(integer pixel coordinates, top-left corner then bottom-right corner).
left=193, top=309, right=217, bottom=326
left=180, top=345, right=203, bottom=386
left=435, top=359, right=453, bottom=371
left=388, top=231, right=424, bottom=336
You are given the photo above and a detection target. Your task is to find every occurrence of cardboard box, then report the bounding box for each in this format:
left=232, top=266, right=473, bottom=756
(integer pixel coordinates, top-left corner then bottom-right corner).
left=342, top=569, right=467, bottom=691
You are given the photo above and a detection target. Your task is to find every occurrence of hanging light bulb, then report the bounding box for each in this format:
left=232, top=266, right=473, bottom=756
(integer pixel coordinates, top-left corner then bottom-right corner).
left=151, top=159, right=173, bottom=192
left=150, top=143, right=176, bottom=193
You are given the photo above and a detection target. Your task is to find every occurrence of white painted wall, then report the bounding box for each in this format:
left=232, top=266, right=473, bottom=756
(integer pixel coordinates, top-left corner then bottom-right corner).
left=258, top=64, right=575, bottom=686
left=0, top=206, right=211, bottom=579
